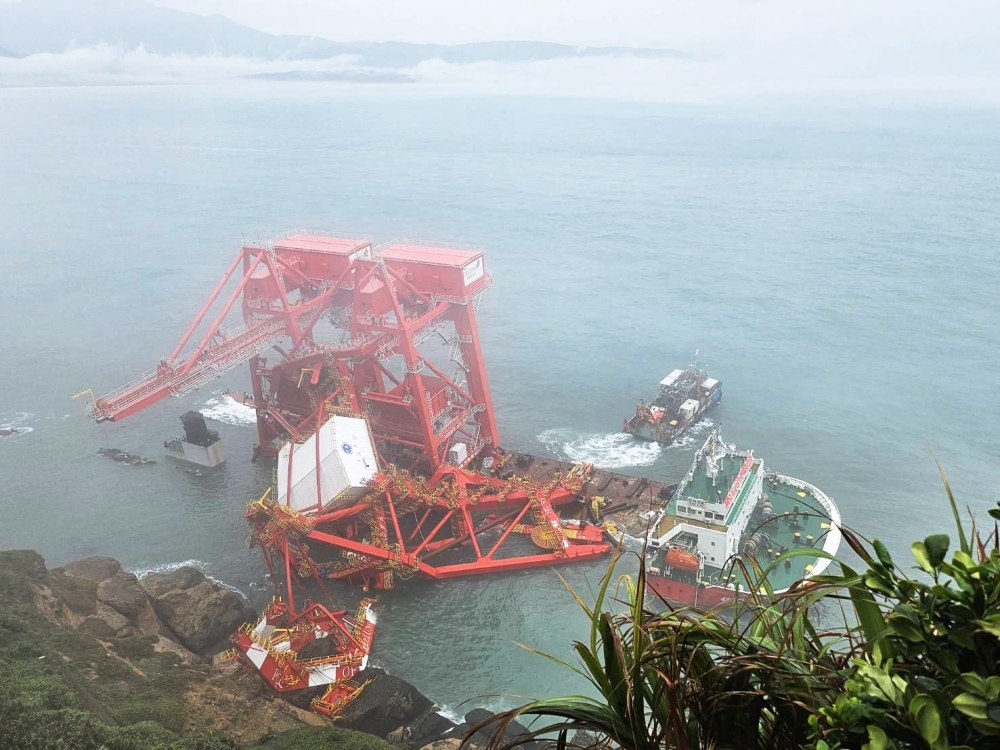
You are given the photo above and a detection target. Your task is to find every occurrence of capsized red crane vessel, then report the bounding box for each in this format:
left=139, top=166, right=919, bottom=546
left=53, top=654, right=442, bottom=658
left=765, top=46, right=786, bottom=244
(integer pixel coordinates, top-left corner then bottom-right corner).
left=90, top=231, right=615, bottom=595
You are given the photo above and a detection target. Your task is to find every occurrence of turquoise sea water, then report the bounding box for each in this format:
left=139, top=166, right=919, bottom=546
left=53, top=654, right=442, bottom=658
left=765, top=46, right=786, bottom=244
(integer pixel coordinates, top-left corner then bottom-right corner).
left=1, top=84, right=998, bottom=710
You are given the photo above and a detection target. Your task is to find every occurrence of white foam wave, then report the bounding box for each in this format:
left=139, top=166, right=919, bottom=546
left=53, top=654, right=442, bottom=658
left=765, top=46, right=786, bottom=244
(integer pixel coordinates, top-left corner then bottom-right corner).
left=0, top=411, right=35, bottom=438
left=436, top=705, right=465, bottom=724
left=666, top=416, right=716, bottom=450
left=437, top=696, right=518, bottom=721
left=128, top=558, right=249, bottom=602
left=201, top=394, right=257, bottom=427
left=537, top=428, right=662, bottom=469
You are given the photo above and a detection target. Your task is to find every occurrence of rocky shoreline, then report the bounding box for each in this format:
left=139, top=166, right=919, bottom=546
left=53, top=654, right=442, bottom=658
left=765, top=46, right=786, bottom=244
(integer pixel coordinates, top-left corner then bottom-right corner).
left=0, top=549, right=530, bottom=749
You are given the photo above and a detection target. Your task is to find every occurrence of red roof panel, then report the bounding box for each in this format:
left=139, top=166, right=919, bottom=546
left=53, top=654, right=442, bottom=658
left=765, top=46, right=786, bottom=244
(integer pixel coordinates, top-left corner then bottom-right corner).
left=379, top=243, right=482, bottom=269
left=275, top=234, right=370, bottom=255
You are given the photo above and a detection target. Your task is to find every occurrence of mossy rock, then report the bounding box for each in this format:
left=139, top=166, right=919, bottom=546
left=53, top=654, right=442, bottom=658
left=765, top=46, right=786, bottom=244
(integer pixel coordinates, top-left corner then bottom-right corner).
left=60, top=556, right=122, bottom=583
left=49, top=569, right=99, bottom=616
left=112, top=634, right=157, bottom=660
left=248, top=726, right=394, bottom=750
left=0, top=550, right=48, bottom=605
left=79, top=617, right=117, bottom=639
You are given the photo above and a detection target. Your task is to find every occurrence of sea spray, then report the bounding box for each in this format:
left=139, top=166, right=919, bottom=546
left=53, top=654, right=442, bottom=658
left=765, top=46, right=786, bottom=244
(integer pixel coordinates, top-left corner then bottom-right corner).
left=0, top=411, right=35, bottom=438
left=128, top=558, right=250, bottom=603
left=201, top=394, right=257, bottom=427
left=537, top=428, right=661, bottom=468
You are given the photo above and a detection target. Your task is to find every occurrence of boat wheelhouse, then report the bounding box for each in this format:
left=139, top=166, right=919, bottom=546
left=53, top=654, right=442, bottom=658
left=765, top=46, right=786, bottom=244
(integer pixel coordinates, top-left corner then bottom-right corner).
left=623, top=366, right=721, bottom=444
left=645, top=432, right=841, bottom=608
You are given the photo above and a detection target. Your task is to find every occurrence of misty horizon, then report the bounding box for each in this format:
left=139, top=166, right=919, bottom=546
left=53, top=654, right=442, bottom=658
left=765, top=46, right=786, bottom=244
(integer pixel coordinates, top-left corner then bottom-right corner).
left=0, top=0, right=998, bottom=103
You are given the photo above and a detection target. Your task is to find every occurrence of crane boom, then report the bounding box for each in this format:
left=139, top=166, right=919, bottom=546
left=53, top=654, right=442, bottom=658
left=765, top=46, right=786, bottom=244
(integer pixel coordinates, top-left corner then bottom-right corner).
left=89, top=234, right=371, bottom=423
left=92, top=317, right=289, bottom=422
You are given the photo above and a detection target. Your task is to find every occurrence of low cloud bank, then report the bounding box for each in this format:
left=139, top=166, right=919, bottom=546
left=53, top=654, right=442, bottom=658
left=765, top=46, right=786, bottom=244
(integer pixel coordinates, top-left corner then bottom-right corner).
left=0, top=45, right=370, bottom=86
left=2, top=45, right=998, bottom=105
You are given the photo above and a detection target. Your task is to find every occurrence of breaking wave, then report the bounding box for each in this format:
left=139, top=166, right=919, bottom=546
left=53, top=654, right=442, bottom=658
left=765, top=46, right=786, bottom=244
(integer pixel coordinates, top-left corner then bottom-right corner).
left=128, top=558, right=249, bottom=602
left=537, top=428, right=661, bottom=469
left=0, top=411, right=35, bottom=439
left=437, top=697, right=519, bottom=723
left=201, top=394, right=256, bottom=427
left=665, top=416, right=716, bottom=449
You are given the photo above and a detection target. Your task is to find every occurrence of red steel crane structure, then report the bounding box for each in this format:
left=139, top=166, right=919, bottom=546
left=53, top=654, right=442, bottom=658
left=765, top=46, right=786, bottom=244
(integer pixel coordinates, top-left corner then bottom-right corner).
left=90, top=231, right=614, bottom=716
left=92, top=231, right=612, bottom=596
left=93, top=232, right=499, bottom=473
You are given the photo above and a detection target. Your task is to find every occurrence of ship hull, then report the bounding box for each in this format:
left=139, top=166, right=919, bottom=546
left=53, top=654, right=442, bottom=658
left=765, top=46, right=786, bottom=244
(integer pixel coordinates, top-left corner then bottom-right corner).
left=645, top=573, right=741, bottom=609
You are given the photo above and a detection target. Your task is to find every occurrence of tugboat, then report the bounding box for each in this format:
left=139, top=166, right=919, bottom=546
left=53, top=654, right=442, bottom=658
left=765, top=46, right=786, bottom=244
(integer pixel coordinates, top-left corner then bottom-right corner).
left=623, top=366, right=721, bottom=444
left=645, top=432, right=841, bottom=608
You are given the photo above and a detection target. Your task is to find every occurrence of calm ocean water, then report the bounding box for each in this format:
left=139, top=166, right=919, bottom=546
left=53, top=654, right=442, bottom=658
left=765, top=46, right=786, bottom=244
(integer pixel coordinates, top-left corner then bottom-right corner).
left=1, top=83, right=998, bottom=710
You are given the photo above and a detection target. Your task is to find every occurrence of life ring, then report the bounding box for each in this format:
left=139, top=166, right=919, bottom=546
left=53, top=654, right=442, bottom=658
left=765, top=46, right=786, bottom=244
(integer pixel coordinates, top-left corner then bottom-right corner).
left=342, top=665, right=354, bottom=679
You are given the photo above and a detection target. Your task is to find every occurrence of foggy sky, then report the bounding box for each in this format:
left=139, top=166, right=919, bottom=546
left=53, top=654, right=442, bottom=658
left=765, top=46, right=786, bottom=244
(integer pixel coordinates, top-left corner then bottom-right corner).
left=1, top=0, right=998, bottom=100
left=149, top=0, right=1000, bottom=76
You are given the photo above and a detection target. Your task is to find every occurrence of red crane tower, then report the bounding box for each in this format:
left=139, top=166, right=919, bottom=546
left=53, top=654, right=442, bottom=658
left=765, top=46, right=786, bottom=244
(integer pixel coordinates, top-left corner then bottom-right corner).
left=90, top=231, right=613, bottom=717
left=91, top=232, right=612, bottom=594
left=94, top=232, right=499, bottom=472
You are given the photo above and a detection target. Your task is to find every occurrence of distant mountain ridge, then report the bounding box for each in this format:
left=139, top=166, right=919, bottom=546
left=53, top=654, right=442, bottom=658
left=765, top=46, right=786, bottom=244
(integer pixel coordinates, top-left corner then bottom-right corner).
left=0, top=0, right=685, bottom=66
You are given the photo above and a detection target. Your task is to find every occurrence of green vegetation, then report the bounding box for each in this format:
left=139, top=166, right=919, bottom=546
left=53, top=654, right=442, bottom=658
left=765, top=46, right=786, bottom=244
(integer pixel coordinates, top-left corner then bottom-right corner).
left=0, top=550, right=392, bottom=750
left=248, top=727, right=400, bottom=750
left=478, top=470, right=1000, bottom=750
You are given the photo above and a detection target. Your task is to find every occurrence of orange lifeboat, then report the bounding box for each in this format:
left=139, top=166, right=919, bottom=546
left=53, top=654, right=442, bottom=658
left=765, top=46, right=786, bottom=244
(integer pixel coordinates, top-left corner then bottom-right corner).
left=665, top=547, right=699, bottom=571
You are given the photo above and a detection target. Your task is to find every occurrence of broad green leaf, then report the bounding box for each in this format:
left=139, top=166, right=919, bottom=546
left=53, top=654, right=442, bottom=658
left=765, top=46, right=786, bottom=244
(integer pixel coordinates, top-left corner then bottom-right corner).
left=873, top=538, right=894, bottom=568
left=956, top=673, right=987, bottom=696
left=954, top=692, right=989, bottom=720
left=952, top=550, right=976, bottom=569
left=866, top=724, right=892, bottom=750
left=974, top=619, right=1000, bottom=638
left=987, top=676, right=1000, bottom=700
left=923, top=534, right=950, bottom=568
left=988, top=701, right=1000, bottom=725
left=912, top=542, right=935, bottom=574
left=865, top=574, right=896, bottom=596
left=887, top=614, right=924, bottom=643
left=909, top=694, right=942, bottom=746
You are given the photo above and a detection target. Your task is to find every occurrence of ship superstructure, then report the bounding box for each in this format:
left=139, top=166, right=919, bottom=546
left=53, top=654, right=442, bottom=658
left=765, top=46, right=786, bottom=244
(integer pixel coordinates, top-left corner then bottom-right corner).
left=624, top=366, right=721, bottom=444
left=645, top=432, right=841, bottom=608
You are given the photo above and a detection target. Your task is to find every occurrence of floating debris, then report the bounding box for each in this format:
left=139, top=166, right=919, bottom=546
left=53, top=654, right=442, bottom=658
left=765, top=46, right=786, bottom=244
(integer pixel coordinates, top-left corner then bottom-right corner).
left=97, top=447, right=156, bottom=466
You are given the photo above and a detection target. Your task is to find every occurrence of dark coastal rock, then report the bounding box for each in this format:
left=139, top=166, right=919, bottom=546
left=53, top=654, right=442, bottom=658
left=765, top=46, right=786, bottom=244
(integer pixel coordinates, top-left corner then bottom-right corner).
left=419, top=741, right=468, bottom=750
left=410, top=711, right=460, bottom=750
left=337, top=667, right=435, bottom=738
left=94, top=601, right=131, bottom=633
left=140, top=566, right=255, bottom=653
left=133, top=597, right=169, bottom=636
left=140, top=566, right=204, bottom=598
left=61, top=555, right=121, bottom=582
left=97, top=569, right=147, bottom=619
left=573, top=730, right=611, bottom=749
left=442, top=708, right=537, bottom=750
